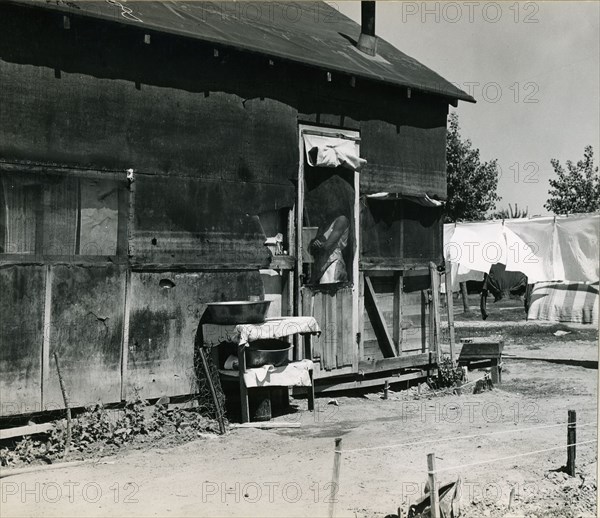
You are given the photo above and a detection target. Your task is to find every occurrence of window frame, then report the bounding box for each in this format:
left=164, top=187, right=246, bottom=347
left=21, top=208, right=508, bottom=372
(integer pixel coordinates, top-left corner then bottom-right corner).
left=0, top=164, right=129, bottom=265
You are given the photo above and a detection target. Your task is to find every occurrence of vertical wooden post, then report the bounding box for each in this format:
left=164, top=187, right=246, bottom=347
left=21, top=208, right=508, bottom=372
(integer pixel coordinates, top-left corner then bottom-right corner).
left=286, top=206, right=295, bottom=319
left=460, top=281, right=470, bottom=314
left=393, top=271, right=403, bottom=355
left=444, top=262, right=456, bottom=363
left=307, top=368, right=315, bottom=412
left=41, top=265, right=53, bottom=410
left=358, top=273, right=365, bottom=362
left=329, top=438, right=343, bottom=518
left=121, top=173, right=134, bottom=400
left=294, top=153, right=304, bottom=362
left=383, top=380, right=389, bottom=400
left=238, top=345, right=250, bottom=424
left=427, top=453, right=440, bottom=518
left=429, top=263, right=442, bottom=365
left=295, top=138, right=305, bottom=320
left=352, top=170, right=360, bottom=368
left=490, top=358, right=501, bottom=384
left=120, top=269, right=132, bottom=401
left=427, top=289, right=434, bottom=356
left=567, top=409, right=576, bottom=476
left=304, top=334, right=315, bottom=411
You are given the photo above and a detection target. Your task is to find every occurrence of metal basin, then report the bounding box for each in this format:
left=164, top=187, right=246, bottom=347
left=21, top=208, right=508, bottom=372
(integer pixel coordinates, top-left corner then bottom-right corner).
left=246, top=339, right=291, bottom=368
left=206, top=300, right=271, bottom=325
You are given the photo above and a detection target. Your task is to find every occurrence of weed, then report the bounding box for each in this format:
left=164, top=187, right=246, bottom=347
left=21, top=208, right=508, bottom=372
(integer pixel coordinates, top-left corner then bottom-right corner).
left=433, top=356, right=465, bottom=389
left=0, top=393, right=222, bottom=467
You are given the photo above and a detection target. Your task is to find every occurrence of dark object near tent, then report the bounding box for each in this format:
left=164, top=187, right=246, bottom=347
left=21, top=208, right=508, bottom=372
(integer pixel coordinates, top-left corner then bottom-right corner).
left=480, top=263, right=530, bottom=320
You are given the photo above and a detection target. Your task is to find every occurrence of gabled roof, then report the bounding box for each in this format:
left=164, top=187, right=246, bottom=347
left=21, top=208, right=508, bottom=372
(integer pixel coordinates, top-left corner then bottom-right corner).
left=9, top=0, right=475, bottom=103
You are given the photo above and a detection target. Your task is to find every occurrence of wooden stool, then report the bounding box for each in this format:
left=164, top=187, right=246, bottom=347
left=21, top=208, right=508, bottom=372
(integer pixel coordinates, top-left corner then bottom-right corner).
left=237, top=334, right=315, bottom=423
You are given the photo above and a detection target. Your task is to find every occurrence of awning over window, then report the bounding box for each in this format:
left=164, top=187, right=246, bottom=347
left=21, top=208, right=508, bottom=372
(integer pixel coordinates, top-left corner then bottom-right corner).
left=366, top=192, right=444, bottom=207
left=303, top=134, right=366, bottom=171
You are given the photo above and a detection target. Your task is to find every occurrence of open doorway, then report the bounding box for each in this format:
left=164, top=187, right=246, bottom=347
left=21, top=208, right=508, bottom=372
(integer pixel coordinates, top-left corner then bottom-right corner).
left=296, top=125, right=361, bottom=374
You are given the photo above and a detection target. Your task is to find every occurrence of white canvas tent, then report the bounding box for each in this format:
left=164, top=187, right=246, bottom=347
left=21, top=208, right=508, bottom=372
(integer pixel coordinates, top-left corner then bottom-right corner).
left=443, top=213, right=600, bottom=324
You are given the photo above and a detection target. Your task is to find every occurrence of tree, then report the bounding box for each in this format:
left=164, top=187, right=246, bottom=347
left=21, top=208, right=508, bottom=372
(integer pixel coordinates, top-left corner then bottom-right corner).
left=544, top=146, right=600, bottom=215
left=489, top=202, right=529, bottom=220
left=446, top=113, right=501, bottom=313
left=445, top=112, right=501, bottom=223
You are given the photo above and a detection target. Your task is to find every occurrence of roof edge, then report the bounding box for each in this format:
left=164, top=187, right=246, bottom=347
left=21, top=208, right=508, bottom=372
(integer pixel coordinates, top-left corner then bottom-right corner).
left=4, top=0, right=476, bottom=103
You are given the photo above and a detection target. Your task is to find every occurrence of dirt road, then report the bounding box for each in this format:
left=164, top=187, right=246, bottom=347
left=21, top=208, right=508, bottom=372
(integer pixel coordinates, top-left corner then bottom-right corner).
left=2, top=331, right=597, bottom=518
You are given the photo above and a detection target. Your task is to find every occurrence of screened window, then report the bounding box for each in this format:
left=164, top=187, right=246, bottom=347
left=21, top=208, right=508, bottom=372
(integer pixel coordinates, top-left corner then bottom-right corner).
left=361, top=198, right=443, bottom=266
left=0, top=172, right=123, bottom=257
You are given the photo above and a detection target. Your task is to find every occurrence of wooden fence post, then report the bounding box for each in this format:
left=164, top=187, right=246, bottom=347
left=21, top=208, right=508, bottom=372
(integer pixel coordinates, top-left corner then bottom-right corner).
left=567, top=410, right=576, bottom=476
left=427, top=453, right=440, bottom=518
left=444, top=261, right=456, bottom=364
left=429, top=263, right=442, bottom=365
left=329, top=438, right=343, bottom=518
left=460, top=281, right=470, bottom=314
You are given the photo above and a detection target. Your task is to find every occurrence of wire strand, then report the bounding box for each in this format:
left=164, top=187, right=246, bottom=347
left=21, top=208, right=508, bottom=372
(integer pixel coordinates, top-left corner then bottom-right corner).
left=344, top=421, right=596, bottom=454
left=434, top=440, right=597, bottom=474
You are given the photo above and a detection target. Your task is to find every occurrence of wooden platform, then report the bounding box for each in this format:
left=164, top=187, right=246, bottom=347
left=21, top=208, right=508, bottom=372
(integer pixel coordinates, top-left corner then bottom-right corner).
left=458, top=338, right=504, bottom=384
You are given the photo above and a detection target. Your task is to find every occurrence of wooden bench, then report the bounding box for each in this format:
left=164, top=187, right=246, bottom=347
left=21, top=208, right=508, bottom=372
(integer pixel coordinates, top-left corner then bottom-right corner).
left=458, top=338, right=504, bottom=384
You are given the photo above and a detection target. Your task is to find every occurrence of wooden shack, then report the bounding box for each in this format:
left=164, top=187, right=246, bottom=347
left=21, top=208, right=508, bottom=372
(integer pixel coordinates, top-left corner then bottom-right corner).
left=0, top=0, right=474, bottom=417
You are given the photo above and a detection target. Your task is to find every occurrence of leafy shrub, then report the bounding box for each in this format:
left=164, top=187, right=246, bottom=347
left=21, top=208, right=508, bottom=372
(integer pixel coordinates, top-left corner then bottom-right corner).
left=0, top=393, right=221, bottom=467
left=435, top=356, right=465, bottom=389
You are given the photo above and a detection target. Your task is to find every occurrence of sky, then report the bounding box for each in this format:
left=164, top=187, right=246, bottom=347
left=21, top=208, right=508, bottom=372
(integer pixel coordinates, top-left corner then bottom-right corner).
left=332, top=1, right=600, bottom=216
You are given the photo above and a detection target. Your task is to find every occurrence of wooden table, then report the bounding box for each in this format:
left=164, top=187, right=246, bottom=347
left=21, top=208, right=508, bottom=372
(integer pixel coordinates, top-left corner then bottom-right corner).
left=202, top=316, right=321, bottom=423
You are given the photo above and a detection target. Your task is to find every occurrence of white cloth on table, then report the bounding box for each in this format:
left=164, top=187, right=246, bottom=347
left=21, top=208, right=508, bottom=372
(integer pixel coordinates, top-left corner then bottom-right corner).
left=242, top=359, right=314, bottom=388
left=234, top=316, right=321, bottom=347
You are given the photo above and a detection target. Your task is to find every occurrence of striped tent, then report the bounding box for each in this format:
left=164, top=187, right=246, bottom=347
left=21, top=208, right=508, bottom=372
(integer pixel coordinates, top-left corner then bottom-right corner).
left=527, top=281, right=599, bottom=325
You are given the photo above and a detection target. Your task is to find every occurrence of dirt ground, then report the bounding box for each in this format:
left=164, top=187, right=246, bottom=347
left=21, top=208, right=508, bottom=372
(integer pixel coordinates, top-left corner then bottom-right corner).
left=2, top=300, right=598, bottom=518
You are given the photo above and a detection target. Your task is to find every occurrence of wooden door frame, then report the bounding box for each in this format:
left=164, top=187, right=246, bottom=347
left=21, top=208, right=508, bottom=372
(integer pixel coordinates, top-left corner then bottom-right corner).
left=296, top=125, right=360, bottom=370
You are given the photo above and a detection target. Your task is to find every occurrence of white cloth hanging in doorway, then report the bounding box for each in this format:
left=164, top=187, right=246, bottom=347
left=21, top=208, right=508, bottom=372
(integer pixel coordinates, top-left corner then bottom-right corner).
left=303, top=134, right=366, bottom=171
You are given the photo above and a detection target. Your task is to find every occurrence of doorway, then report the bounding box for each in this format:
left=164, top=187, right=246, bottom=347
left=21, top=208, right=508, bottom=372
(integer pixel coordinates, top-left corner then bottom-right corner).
left=296, top=125, right=360, bottom=375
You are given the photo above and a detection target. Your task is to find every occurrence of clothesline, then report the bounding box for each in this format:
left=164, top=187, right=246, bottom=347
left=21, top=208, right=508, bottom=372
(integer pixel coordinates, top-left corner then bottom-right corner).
left=443, top=213, right=599, bottom=284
